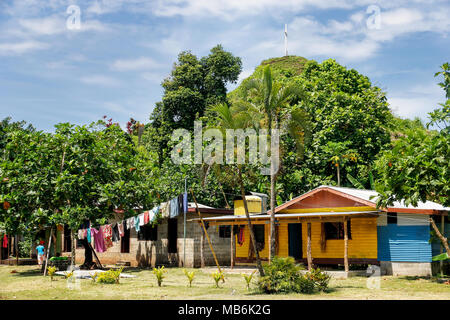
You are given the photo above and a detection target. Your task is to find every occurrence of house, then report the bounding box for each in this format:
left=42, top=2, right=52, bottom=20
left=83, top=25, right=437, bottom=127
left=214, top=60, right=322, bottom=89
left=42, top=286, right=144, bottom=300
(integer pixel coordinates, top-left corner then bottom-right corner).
left=58, top=202, right=233, bottom=268
left=198, top=186, right=449, bottom=276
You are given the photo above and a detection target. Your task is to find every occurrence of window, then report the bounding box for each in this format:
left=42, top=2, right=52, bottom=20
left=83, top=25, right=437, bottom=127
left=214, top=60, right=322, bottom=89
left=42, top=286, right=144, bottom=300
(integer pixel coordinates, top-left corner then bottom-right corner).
left=138, top=225, right=158, bottom=241
left=252, top=225, right=265, bottom=244
left=219, top=226, right=231, bottom=238
left=121, top=228, right=130, bottom=253
left=387, top=213, right=397, bottom=224
left=324, top=221, right=351, bottom=240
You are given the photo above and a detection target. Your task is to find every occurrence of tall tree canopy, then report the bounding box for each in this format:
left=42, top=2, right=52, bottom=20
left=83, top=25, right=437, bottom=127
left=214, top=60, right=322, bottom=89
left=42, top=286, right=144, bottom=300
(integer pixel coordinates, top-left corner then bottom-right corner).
left=148, top=44, right=242, bottom=164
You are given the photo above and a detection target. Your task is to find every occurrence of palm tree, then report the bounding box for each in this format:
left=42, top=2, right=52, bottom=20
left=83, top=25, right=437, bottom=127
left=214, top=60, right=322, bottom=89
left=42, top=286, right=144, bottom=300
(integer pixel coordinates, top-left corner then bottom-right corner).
left=237, top=66, right=311, bottom=261
left=210, top=103, right=265, bottom=276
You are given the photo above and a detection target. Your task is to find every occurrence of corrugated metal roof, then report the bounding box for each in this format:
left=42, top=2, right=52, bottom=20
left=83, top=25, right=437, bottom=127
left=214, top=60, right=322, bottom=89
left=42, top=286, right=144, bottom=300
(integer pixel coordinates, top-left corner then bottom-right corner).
left=191, top=210, right=380, bottom=221
left=323, top=185, right=450, bottom=211
left=276, top=185, right=450, bottom=212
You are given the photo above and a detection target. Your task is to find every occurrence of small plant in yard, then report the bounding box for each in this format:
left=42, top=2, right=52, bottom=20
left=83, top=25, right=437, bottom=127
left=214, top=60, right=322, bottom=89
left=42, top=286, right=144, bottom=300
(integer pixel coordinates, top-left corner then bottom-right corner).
left=47, top=266, right=57, bottom=281
left=96, top=268, right=123, bottom=284
left=183, top=269, right=195, bottom=287
left=242, top=270, right=256, bottom=291
left=63, top=270, right=74, bottom=280
left=91, top=272, right=98, bottom=283
left=211, top=271, right=224, bottom=288
left=153, top=266, right=167, bottom=287
left=305, top=267, right=331, bottom=292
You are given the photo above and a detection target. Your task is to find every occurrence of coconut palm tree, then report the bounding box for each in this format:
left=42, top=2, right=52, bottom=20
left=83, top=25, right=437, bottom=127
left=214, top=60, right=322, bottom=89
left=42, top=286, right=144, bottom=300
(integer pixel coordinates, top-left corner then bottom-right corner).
left=210, top=102, right=265, bottom=276
left=236, top=66, right=311, bottom=261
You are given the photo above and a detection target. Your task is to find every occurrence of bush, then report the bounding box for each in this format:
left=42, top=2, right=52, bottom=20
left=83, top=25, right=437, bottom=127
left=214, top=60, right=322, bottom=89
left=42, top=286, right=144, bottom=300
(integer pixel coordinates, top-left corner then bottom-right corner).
left=305, top=268, right=331, bottom=292
left=96, top=268, right=123, bottom=284
left=257, top=256, right=315, bottom=294
left=183, top=269, right=195, bottom=287
left=153, top=266, right=166, bottom=287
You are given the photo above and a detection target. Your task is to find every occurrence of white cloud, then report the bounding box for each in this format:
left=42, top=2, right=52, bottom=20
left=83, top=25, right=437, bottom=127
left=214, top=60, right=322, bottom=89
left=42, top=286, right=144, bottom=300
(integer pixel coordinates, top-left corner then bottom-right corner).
left=80, top=75, right=121, bottom=87
left=111, top=57, right=161, bottom=71
left=0, top=41, right=48, bottom=55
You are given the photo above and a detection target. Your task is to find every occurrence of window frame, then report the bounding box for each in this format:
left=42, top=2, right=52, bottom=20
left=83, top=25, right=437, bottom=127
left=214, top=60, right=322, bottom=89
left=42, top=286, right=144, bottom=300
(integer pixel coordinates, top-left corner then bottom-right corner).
left=324, top=221, right=352, bottom=240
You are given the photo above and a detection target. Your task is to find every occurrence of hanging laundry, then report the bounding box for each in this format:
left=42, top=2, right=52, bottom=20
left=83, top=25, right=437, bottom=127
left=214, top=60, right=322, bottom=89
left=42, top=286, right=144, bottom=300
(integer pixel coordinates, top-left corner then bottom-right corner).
left=169, top=197, right=179, bottom=218
left=2, top=234, right=7, bottom=248
left=91, top=228, right=106, bottom=253
left=177, top=194, right=184, bottom=215
left=86, top=227, right=91, bottom=244
left=127, top=217, right=135, bottom=230
left=134, top=216, right=140, bottom=232
left=160, top=201, right=170, bottom=219
left=138, top=213, right=145, bottom=226
left=102, top=225, right=114, bottom=249
left=77, top=229, right=85, bottom=240
left=118, top=221, right=125, bottom=237
left=112, top=223, right=120, bottom=242
left=183, top=192, right=188, bottom=213
left=144, top=211, right=149, bottom=225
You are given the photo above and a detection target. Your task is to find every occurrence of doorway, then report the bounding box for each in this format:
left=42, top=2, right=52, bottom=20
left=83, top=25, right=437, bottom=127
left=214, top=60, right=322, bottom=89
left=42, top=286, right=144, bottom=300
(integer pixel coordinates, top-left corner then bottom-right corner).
left=288, top=223, right=302, bottom=260
left=168, top=218, right=178, bottom=254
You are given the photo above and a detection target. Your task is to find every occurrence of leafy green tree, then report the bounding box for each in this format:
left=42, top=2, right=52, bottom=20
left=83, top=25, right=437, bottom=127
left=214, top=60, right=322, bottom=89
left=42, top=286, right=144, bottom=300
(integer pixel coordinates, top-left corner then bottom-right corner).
left=375, top=63, right=449, bottom=257
left=148, top=45, right=242, bottom=164
left=0, top=120, right=155, bottom=267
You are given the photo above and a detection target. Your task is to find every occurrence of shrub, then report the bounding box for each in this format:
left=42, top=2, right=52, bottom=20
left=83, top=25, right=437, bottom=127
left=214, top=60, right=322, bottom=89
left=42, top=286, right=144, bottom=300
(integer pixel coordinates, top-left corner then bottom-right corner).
left=305, top=267, right=331, bottom=292
left=63, top=270, right=74, bottom=280
left=96, top=268, right=123, bottom=284
left=47, top=266, right=57, bottom=281
left=257, top=256, right=315, bottom=294
left=153, top=266, right=166, bottom=287
left=211, top=271, right=224, bottom=288
left=242, top=270, right=256, bottom=291
left=183, top=269, right=195, bottom=287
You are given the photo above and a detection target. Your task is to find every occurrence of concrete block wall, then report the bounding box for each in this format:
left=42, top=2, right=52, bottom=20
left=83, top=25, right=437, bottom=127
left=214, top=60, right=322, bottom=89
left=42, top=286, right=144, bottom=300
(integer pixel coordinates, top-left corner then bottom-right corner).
left=66, top=214, right=231, bottom=268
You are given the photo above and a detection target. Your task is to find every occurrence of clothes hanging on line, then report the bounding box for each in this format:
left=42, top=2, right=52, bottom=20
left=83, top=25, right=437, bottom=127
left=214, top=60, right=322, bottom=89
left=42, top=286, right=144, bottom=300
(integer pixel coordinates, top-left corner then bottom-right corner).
left=112, top=223, right=120, bottom=242
left=103, top=224, right=114, bottom=249
left=144, top=211, right=149, bottom=225
left=160, top=201, right=170, bottom=219
left=138, top=213, right=145, bottom=227
left=91, top=227, right=106, bottom=253
left=2, top=234, right=7, bottom=248
left=134, top=216, right=140, bottom=232
left=118, top=221, right=125, bottom=237
left=169, top=197, right=179, bottom=218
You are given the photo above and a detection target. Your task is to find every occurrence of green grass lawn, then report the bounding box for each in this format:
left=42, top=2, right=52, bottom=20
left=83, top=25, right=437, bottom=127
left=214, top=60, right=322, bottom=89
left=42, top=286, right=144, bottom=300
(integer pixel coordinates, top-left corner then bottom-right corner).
left=0, top=265, right=449, bottom=300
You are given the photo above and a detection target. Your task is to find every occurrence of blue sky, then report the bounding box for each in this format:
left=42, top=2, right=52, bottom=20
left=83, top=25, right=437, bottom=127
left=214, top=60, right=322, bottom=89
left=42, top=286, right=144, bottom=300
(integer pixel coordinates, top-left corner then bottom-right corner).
left=0, top=0, right=449, bottom=132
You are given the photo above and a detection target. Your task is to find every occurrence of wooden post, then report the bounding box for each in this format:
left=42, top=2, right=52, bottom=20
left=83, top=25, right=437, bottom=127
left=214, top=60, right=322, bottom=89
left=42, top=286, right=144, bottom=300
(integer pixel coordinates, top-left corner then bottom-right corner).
left=230, top=225, right=235, bottom=269
left=43, top=228, right=53, bottom=276
left=440, top=215, right=445, bottom=275
left=200, top=226, right=205, bottom=268
left=344, top=217, right=349, bottom=274
left=307, top=222, right=312, bottom=271
left=15, top=235, right=19, bottom=266
left=190, top=189, right=224, bottom=281
left=7, top=234, right=11, bottom=264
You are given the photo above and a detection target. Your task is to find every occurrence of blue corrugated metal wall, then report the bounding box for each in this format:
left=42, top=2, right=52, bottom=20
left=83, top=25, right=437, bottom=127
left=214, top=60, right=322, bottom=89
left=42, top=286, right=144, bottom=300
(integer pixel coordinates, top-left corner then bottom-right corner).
left=431, top=222, right=450, bottom=256
left=377, top=225, right=432, bottom=262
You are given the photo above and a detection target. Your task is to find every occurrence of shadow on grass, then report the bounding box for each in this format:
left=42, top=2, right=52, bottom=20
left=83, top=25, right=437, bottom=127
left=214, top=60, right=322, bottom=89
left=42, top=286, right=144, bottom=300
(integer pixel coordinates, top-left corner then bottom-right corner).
left=399, top=276, right=431, bottom=281
left=10, top=268, right=43, bottom=278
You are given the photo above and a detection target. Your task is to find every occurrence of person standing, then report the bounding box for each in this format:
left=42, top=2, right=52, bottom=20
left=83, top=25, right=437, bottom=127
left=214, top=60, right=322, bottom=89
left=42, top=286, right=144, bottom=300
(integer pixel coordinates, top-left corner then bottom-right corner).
left=36, top=241, right=45, bottom=266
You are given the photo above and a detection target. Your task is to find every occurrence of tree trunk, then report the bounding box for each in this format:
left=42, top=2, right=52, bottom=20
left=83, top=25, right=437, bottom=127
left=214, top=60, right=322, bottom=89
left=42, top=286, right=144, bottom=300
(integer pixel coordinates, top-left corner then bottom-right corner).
left=80, top=238, right=93, bottom=269
left=44, top=228, right=53, bottom=276
left=430, top=216, right=450, bottom=256
left=70, top=231, right=76, bottom=270
left=440, top=215, right=445, bottom=275
left=15, top=235, right=18, bottom=265
left=269, top=172, right=277, bottom=262
left=344, top=217, right=349, bottom=273
left=307, top=223, right=312, bottom=270
left=200, top=229, right=205, bottom=268
left=230, top=225, right=235, bottom=269
left=337, top=165, right=340, bottom=187
left=238, top=166, right=264, bottom=276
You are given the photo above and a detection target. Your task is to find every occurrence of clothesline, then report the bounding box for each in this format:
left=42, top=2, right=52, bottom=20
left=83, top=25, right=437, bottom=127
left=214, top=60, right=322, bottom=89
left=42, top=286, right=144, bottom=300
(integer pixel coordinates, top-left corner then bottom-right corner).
left=77, top=192, right=189, bottom=253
